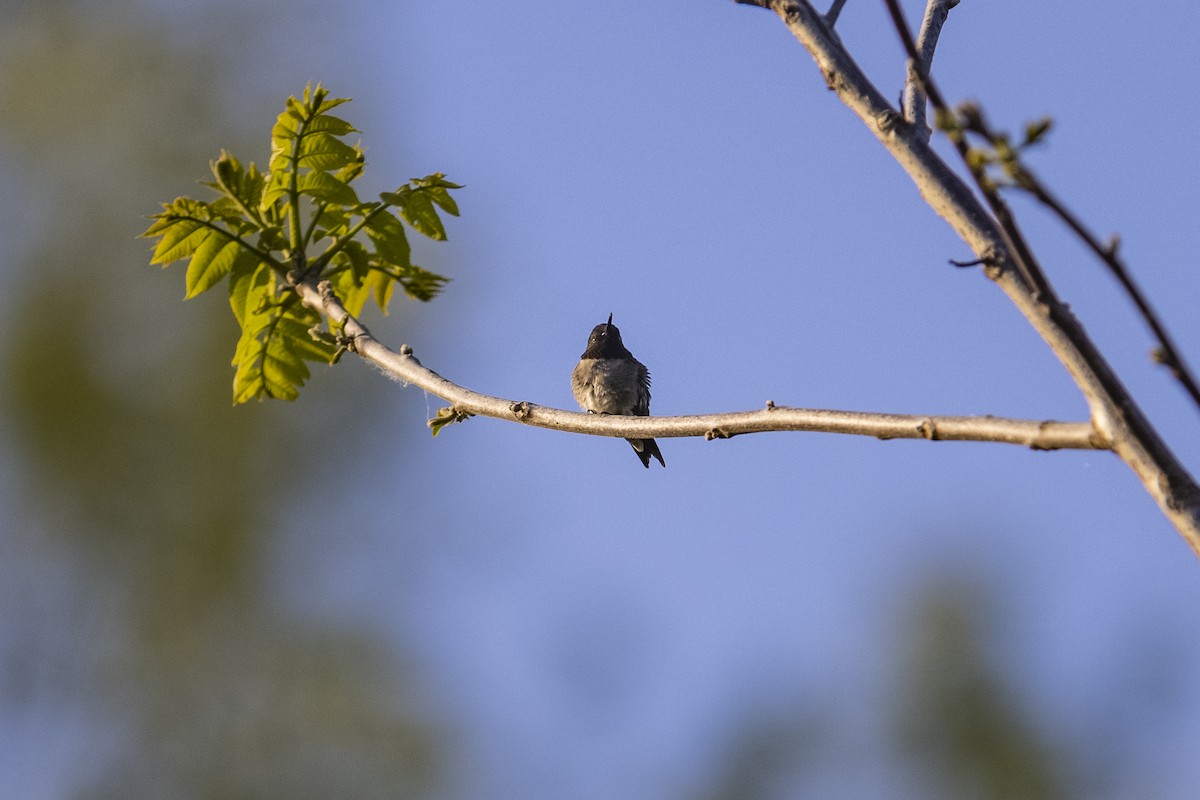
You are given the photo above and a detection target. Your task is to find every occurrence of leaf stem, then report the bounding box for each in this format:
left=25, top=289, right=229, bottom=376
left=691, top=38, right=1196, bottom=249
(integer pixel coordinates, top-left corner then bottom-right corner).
left=306, top=201, right=393, bottom=276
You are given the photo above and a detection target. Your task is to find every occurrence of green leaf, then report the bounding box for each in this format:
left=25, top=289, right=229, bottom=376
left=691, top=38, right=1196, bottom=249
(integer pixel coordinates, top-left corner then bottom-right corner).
left=185, top=232, right=245, bottom=299
left=397, top=264, right=449, bottom=302
left=364, top=210, right=412, bottom=268
left=233, top=312, right=288, bottom=403
left=364, top=268, right=396, bottom=313
left=144, top=197, right=216, bottom=264
left=331, top=268, right=371, bottom=318
left=380, top=175, right=462, bottom=241
left=229, top=259, right=273, bottom=327
left=419, top=173, right=463, bottom=216
left=277, top=315, right=337, bottom=363
left=314, top=95, right=351, bottom=115
left=149, top=217, right=208, bottom=265
left=297, top=170, right=359, bottom=205
left=260, top=171, right=290, bottom=212
left=231, top=301, right=334, bottom=404
left=428, top=405, right=473, bottom=437
left=336, top=146, right=366, bottom=183
left=965, top=147, right=993, bottom=172
left=313, top=203, right=353, bottom=237
left=382, top=187, right=445, bottom=240
left=297, top=132, right=359, bottom=170
left=304, top=114, right=356, bottom=136
left=269, top=86, right=356, bottom=174
left=209, top=151, right=267, bottom=214
left=341, top=238, right=371, bottom=282
left=256, top=224, right=288, bottom=254
left=933, top=107, right=960, bottom=134
left=1023, top=117, right=1053, bottom=147
left=269, top=118, right=300, bottom=172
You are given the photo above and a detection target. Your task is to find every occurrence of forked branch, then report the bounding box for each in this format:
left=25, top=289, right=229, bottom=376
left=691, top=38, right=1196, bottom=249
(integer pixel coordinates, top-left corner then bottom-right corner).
left=734, top=0, right=1200, bottom=553
left=902, top=0, right=960, bottom=138
left=825, top=0, right=849, bottom=26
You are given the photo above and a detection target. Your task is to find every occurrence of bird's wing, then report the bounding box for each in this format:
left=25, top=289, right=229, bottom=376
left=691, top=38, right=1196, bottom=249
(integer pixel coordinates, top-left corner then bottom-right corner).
left=634, top=360, right=652, bottom=416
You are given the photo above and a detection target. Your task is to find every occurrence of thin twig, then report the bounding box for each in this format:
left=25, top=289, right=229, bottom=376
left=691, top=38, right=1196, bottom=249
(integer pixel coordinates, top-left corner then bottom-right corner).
left=903, top=0, right=959, bottom=138
left=1011, top=167, right=1200, bottom=410
left=735, top=0, right=1200, bottom=552
left=885, top=0, right=1200, bottom=412
left=826, top=0, right=849, bottom=26
left=883, top=0, right=1054, bottom=302
left=293, top=278, right=1099, bottom=451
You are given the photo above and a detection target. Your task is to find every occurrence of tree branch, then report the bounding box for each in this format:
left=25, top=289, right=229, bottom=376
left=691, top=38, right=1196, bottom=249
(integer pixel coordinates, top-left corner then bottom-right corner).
left=999, top=153, right=1200, bottom=411
left=903, top=0, right=959, bottom=139
left=292, top=278, right=1098, bottom=451
left=883, top=0, right=1054, bottom=301
left=736, top=0, right=1200, bottom=554
left=825, top=0, right=849, bottom=26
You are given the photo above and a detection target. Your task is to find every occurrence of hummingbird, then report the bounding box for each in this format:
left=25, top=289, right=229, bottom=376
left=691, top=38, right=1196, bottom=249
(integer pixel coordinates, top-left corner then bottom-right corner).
left=571, top=314, right=665, bottom=469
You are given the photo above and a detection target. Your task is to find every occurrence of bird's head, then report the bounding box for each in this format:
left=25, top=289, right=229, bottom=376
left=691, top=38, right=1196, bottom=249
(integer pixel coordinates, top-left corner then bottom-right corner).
left=582, top=313, right=630, bottom=358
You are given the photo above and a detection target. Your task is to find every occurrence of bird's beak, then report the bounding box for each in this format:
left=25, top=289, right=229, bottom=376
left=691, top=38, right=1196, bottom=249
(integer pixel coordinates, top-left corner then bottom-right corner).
left=607, top=312, right=613, bottom=328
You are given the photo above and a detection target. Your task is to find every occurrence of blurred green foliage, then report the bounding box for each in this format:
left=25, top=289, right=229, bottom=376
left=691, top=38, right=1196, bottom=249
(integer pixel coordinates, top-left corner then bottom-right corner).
left=893, top=582, right=1071, bottom=800
left=695, top=579, right=1080, bottom=800
left=0, top=4, right=439, bottom=798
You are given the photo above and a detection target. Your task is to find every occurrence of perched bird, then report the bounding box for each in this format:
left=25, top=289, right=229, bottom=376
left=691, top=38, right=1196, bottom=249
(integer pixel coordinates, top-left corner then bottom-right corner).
left=571, top=314, right=665, bottom=468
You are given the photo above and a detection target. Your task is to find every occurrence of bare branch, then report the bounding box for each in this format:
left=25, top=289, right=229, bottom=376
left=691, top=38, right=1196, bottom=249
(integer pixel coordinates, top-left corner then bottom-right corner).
left=293, top=278, right=1099, bottom=451
left=825, top=0, right=849, bottom=26
left=948, top=98, right=1200, bottom=410
left=884, top=4, right=1053, bottom=302
left=737, top=0, right=1200, bottom=553
left=903, top=0, right=960, bottom=139
left=1003, top=160, right=1200, bottom=411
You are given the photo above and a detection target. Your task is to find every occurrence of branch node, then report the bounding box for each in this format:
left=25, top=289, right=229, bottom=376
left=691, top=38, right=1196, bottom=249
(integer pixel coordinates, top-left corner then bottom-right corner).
left=1104, top=233, right=1121, bottom=258
left=510, top=401, right=532, bottom=419
left=876, top=108, right=904, bottom=135
left=766, top=399, right=777, bottom=410
left=332, top=330, right=359, bottom=356
left=819, top=65, right=839, bottom=91
left=824, top=0, right=849, bottom=27
left=1028, top=420, right=1057, bottom=451
left=981, top=247, right=1005, bottom=281
left=705, top=427, right=733, bottom=441
left=396, top=342, right=423, bottom=366
left=918, top=418, right=939, bottom=440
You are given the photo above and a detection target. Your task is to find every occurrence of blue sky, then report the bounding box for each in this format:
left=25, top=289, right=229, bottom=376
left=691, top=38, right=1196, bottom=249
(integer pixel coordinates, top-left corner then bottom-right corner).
left=3, top=1, right=1200, bottom=798
left=287, top=2, right=1200, bottom=796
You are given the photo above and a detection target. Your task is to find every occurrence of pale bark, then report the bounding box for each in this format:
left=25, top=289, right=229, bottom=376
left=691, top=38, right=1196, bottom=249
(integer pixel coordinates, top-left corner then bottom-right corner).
left=732, top=0, right=1200, bottom=553
left=294, top=278, right=1098, bottom=451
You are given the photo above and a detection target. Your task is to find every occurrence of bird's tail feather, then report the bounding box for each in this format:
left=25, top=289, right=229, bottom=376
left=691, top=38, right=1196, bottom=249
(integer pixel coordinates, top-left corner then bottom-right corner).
left=628, top=437, right=665, bottom=469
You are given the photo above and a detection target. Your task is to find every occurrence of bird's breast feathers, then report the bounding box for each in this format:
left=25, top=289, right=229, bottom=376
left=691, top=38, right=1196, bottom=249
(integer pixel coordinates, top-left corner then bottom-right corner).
left=572, top=357, right=650, bottom=415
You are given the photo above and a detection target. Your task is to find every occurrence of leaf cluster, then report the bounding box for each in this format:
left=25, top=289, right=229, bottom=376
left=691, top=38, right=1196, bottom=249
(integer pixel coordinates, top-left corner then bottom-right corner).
left=428, top=405, right=475, bottom=438
left=935, top=102, right=1053, bottom=193
left=142, top=84, right=460, bottom=403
